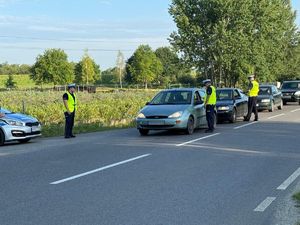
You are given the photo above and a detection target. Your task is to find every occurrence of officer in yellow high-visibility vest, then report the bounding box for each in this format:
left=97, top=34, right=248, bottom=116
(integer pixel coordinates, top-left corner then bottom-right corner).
left=244, top=75, right=259, bottom=121
left=203, top=79, right=217, bottom=133
left=63, top=83, right=77, bottom=138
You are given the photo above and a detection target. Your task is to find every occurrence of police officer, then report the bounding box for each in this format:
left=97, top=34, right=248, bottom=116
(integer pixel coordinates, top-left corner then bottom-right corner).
left=203, top=79, right=217, bottom=133
left=63, top=84, right=77, bottom=138
left=244, top=75, right=259, bottom=121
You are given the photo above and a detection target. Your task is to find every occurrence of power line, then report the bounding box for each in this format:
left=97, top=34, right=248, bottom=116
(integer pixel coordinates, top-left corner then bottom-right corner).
left=0, top=45, right=135, bottom=52
left=0, top=35, right=168, bottom=44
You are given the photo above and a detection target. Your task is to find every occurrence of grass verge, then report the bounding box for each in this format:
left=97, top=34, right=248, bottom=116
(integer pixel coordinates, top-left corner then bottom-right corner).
left=42, top=122, right=135, bottom=137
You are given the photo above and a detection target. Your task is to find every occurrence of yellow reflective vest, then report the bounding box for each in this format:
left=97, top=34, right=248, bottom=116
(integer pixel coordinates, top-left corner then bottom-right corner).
left=64, top=92, right=77, bottom=112
left=249, top=80, right=259, bottom=97
left=206, top=85, right=217, bottom=105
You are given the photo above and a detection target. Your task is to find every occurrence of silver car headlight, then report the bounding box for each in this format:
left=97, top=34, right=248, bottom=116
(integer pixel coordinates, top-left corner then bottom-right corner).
left=168, top=111, right=183, bottom=118
left=261, top=99, right=271, bottom=103
left=137, top=113, right=146, bottom=119
left=5, top=119, right=25, bottom=126
left=218, top=106, right=230, bottom=111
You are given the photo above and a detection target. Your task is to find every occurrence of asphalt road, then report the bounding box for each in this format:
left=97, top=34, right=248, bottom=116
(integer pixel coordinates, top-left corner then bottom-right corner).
left=1, top=104, right=300, bottom=225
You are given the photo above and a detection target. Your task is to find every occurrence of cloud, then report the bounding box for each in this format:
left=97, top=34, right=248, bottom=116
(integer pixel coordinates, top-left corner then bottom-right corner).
left=0, top=0, right=21, bottom=7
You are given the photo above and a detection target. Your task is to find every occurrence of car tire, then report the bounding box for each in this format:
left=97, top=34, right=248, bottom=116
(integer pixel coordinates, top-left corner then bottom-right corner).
left=283, top=100, right=287, bottom=105
left=278, top=100, right=283, bottom=110
left=0, top=129, right=5, bottom=146
left=269, top=101, right=274, bottom=112
left=18, top=138, right=31, bottom=144
left=185, top=116, right=195, bottom=135
left=229, top=108, right=237, bottom=123
left=139, top=129, right=149, bottom=136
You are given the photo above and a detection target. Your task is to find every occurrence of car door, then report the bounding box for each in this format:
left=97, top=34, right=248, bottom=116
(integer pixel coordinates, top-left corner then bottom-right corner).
left=272, top=86, right=281, bottom=106
left=193, top=91, right=205, bottom=127
left=237, top=89, right=248, bottom=116
left=233, top=89, right=243, bottom=117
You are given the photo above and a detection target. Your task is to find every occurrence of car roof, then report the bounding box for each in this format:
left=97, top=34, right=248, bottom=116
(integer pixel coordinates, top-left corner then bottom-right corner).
left=164, top=88, right=203, bottom=92
left=260, top=85, right=273, bottom=87
left=283, top=80, right=300, bottom=83
left=217, top=88, right=235, bottom=91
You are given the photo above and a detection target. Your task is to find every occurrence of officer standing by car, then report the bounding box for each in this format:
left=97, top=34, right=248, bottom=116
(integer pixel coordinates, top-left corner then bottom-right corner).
left=244, top=75, right=259, bottom=121
left=203, top=79, right=217, bottom=133
left=63, top=83, right=77, bottom=138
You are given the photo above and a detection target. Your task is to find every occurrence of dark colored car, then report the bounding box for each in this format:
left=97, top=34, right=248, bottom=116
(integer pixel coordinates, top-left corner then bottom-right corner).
left=280, top=81, right=300, bottom=105
left=257, top=85, right=283, bottom=112
left=216, top=88, right=248, bottom=123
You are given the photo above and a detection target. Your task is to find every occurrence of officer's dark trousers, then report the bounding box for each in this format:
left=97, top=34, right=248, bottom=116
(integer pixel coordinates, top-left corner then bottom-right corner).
left=64, top=111, right=75, bottom=137
left=246, top=97, right=258, bottom=121
left=206, top=105, right=215, bottom=131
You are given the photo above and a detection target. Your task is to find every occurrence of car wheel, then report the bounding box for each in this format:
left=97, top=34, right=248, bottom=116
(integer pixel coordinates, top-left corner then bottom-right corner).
left=139, top=129, right=149, bottom=136
left=185, top=116, right=195, bottom=135
left=229, top=108, right=237, bottom=123
left=0, top=129, right=5, bottom=146
left=278, top=100, right=283, bottom=110
left=269, top=101, right=274, bottom=112
left=18, top=138, right=31, bottom=144
left=283, top=100, right=287, bottom=105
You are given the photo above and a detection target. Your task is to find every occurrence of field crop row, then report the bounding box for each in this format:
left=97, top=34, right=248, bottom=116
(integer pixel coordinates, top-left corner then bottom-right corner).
left=0, top=90, right=158, bottom=136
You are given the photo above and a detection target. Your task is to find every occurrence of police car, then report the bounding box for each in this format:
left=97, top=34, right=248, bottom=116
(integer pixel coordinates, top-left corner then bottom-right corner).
left=0, top=107, right=42, bottom=145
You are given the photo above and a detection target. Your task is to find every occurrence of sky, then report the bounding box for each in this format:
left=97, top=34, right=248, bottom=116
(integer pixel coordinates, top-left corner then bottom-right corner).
left=0, top=0, right=299, bottom=69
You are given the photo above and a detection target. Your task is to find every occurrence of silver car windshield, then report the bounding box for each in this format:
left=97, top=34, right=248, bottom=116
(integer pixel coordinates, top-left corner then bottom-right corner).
left=150, top=91, right=192, bottom=105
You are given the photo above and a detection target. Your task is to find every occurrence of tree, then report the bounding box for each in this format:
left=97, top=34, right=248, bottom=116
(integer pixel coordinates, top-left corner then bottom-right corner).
left=5, top=74, right=16, bottom=89
left=169, top=0, right=298, bottom=87
left=75, top=52, right=100, bottom=85
left=155, top=47, right=183, bottom=84
left=30, top=49, right=74, bottom=85
left=128, top=45, right=163, bottom=88
left=101, top=67, right=118, bottom=84
left=116, top=51, right=125, bottom=88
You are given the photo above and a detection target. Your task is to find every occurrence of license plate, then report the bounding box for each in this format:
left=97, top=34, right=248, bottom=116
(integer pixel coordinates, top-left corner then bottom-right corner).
left=31, top=126, right=40, bottom=132
left=148, top=121, right=164, bottom=125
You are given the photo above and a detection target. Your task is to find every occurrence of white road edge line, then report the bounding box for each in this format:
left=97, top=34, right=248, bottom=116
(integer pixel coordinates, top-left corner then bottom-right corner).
left=277, top=167, right=300, bottom=190
left=50, top=154, right=151, bottom=185
left=234, top=121, right=258, bottom=130
left=254, top=197, right=276, bottom=212
left=267, top=113, right=285, bottom=120
left=176, top=133, right=220, bottom=147
left=291, top=108, right=300, bottom=113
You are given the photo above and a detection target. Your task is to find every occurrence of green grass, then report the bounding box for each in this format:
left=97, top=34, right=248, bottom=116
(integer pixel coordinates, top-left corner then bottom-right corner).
left=0, top=74, right=53, bottom=89
left=293, top=192, right=300, bottom=203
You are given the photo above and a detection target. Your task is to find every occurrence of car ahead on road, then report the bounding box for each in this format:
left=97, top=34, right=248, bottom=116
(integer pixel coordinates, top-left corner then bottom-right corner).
left=257, top=85, right=283, bottom=112
left=280, top=80, right=300, bottom=105
left=216, top=88, right=248, bottom=123
left=0, top=108, right=42, bottom=145
left=136, top=88, right=208, bottom=135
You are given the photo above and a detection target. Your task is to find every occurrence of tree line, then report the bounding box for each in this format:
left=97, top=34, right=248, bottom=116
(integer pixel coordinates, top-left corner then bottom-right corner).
left=2, top=0, right=300, bottom=88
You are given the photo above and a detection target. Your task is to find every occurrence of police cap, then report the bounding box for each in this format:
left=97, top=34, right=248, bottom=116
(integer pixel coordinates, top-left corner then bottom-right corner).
left=202, top=79, right=211, bottom=85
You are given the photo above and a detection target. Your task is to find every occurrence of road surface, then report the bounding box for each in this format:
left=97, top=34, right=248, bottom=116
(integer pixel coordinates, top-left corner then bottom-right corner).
left=1, top=104, right=300, bottom=225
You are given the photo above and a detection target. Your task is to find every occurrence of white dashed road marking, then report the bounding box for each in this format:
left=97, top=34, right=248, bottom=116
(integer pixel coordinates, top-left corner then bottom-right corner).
left=234, top=122, right=258, bottom=130
left=50, top=154, right=151, bottom=185
left=254, top=197, right=276, bottom=212
left=277, top=167, right=300, bottom=190
left=176, top=133, right=220, bottom=147
left=291, top=108, right=300, bottom=113
left=267, top=113, right=285, bottom=120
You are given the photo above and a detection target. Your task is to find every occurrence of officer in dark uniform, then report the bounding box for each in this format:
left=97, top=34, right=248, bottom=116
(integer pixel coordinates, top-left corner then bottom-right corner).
left=203, top=79, right=217, bottom=133
left=63, top=84, right=77, bottom=138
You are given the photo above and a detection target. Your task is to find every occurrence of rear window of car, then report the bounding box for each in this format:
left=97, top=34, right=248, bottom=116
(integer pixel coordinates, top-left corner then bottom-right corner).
left=259, top=87, right=271, bottom=95
left=150, top=91, right=192, bottom=105
left=216, top=90, right=233, bottom=100
left=281, top=82, right=300, bottom=90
